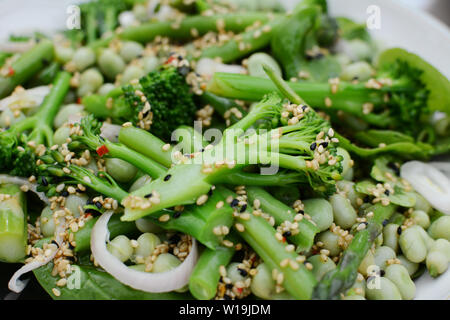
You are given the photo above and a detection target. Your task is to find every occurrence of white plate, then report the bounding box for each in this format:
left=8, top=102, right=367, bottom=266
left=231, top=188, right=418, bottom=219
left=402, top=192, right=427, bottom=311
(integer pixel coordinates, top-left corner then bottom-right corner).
left=0, top=0, right=449, bottom=300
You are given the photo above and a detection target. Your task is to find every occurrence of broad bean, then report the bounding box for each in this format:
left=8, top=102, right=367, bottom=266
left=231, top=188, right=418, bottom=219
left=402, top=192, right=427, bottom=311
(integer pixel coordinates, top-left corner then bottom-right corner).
left=303, top=198, right=333, bottom=232
left=329, top=194, right=357, bottom=229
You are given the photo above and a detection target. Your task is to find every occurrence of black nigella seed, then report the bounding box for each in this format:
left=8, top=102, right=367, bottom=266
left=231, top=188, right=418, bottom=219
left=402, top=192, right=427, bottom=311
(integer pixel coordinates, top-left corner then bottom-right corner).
left=144, top=193, right=152, bottom=198
left=240, top=204, right=247, bottom=213
left=200, top=148, right=205, bottom=152
left=41, top=177, right=48, bottom=186
left=169, top=234, right=181, bottom=244
left=380, top=270, right=386, bottom=276
left=302, top=105, right=307, bottom=111
left=76, top=188, right=83, bottom=193
left=164, top=174, right=172, bottom=181
left=86, top=199, right=94, bottom=205
left=95, top=201, right=103, bottom=209
left=315, top=53, right=324, bottom=59
left=352, top=76, right=359, bottom=81
left=223, top=294, right=232, bottom=300
left=177, top=66, right=190, bottom=76
left=384, top=190, right=390, bottom=196
left=298, top=210, right=305, bottom=214
left=364, top=195, right=370, bottom=203
left=310, top=142, right=317, bottom=151
left=173, top=211, right=182, bottom=219
left=143, top=110, right=150, bottom=118
left=382, top=219, right=389, bottom=227
left=320, top=142, right=329, bottom=148
left=397, top=226, right=402, bottom=235
left=51, top=240, right=59, bottom=247
left=283, top=231, right=292, bottom=237
left=208, top=188, right=213, bottom=196
left=225, top=283, right=234, bottom=289
left=237, top=268, right=248, bottom=277
left=61, top=191, right=69, bottom=197
left=387, top=162, right=400, bottom=175
left=230, top=199, right=239, bottom=208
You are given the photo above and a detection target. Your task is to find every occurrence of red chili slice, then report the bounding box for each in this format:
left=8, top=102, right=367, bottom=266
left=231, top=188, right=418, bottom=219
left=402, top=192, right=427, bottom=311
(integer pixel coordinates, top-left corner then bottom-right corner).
left=165, top=55, right=176, bottom=65
left=7, top=67, right=15, bottom=76
left=96, top=145, right=109, bottom=157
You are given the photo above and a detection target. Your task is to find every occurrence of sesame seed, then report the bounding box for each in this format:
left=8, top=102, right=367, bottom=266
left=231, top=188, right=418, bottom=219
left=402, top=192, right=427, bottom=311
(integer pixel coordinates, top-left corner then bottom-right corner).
left=158, top=214, right=170, bottom=222
left=52, top=288, right=61, bottom=297
left=162, top=144, right=170, bottom=151
left=235, top=223, right=245, bottom=232
left=216, top=201, right=224, bottom=209
left=196, top=194, right=208, bottom=205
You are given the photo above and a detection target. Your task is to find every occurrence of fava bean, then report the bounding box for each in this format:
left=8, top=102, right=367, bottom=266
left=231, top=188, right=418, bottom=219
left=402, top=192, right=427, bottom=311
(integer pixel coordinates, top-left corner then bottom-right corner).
left=142, top=56, right=160, bottom=74
left=374, top=246, right=396, bottom=270
left=106, top=158, right=138, bottom=183
left=397, top=255, right=419, bottom=277
left=336, top=181, right=361, bottom=208
left=40, top=206, right=55, bottom=238
left=98, top=83, right=116, bottom=95
left=413, top=192, right=432, bottom=214
left=53, top=104, right=84, bottom=128
left=250, top=263, right=275, bottom=300
left=120, top=65, right=144, bottom=85
left=307, top=255, right=336, bottom=281
left=135, top=218, right=163, bottom=234
left=317, top=231, right=342, bottom=257
left=428, top=216, right=450, bottom=241
left=65, top=194, right=89, bottom=218
left=303, top=198, right=333, bottom=232
left=77, top=68, right=104, bottom=97
left=383, top=223, right=400, bottom=252
left=107, top=235, right=133, bottom=262
left=129, top=264, right=146, bottom=272
left=72, top=47, right=96, bottom=71
left=119, top=41, right=144, bottom=63
left=98, top=49, right=126, bottom=80
left=399, top=226, right=428, bottom=263
left=226, top=262, right=248, bottom=284
left=412, top=225, right=434, bottom=250
left=247, top=52, right=282, bottom=79
left=384, top=264, right=415, bottom=300
left=340, top=61, right=374, bottom=82
left=134, top=233, right=161, bottom=258
left=329, top=194, right=357, bottom=229
left=55, top=46, right=74, bottom=64
left=153, top=253, right=181, bottom=273
left=366, top=277, right=402, bottom=300
left=0, top=108, right=26, bottom=127
left=53, top=126, right=71, bottom=145
left=346, top=274, right=365, bottom=297
left=129, top=174, right=152, bottom=193
left=358, top=249, right=375, bottom=277
left=410, top=210, right=430, bottom=229
left=426, top=239, right=450, bottom=277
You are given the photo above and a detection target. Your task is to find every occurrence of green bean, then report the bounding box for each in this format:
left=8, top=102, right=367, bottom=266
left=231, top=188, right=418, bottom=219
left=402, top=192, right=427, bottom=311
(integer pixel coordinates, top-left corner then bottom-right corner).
left=134, top=233, right=161, bottom=259
left=374, top=246, right=396, bottom=270
left=399, top=226, right=428, bottom=263
left=98, top=83, right=116, bottom=95
left=428, top=216, right=450, bottom=241
left=189, top=243, right=235, bottom=300
left=250, top=262, right=275, bottom=300
left=383, top=223, right=400, bottom=252
left=247, top=52, right=282, bottom=79
left=357, top=249, right=375, bottom=277
left=98, top=49, right=126, bottom=80
left=72, top=47, right=96, bottom=71
left=413, top=192, right=432, bottom=214
left=40, top=206, right=55, bottom=238
left=384, top=264, right=415, bottom=300
left=142, top=56, right=160, bottom=74
left=107, top=235, right=134, bottom=262
left=55, top=45, right=74, bottom=64
left=340, top=61, right=374, bottom=82
left=53, top=104, right=84, bottom=128
left=317, top=231, right=342, bottom=257
left=366, top=277, right=402, bottom=300
left=65, top=194, right=89, bottom=218
left=119, top=41, right=144, bottom=63
left=410, top=210, right=430, bottom=229
left=77, top=68, right=104, bottom=97
left=329, top=194, right=357, bottom=229
left=303, top=198, right=333, bottom=232
left=426, top=239, right=450, bottom=277
left=307, top=255, right=337, bottom=282
left=0, top=184, right=27, bottom=262
left=105, top=158, right=138, bottom=183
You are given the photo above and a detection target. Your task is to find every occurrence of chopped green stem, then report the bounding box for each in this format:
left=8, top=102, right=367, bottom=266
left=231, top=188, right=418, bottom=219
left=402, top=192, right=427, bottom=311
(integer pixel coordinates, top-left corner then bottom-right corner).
left=216, top=171, right=308, bottom=186
left=312, top=203, right=396, bottom=300
left=0, top=40, right=54, bottom=98
left=118, top=12, right=276, bottom=43
left=246, top=186, right=319, bottom=252
left=236, top=212, right=317, bottom=300
left=0, top=184, right=27, bottom=262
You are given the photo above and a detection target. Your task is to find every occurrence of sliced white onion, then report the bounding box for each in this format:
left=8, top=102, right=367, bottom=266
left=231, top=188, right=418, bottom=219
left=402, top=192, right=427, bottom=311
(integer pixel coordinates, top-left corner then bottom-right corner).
left=400, top=161, right=450, bottom=215
left=429, top=162, right=450, bottom=179
left=8, top=218, right=65, bottom=293
left=0, top=40, right=35, bottom=53
left=0, top=174, right=49, bottom=204
left=195, top=58, right=247, bottom=79
left=100, top=123, right=122, bottom=143
left=0, top=85, right=50, bottom=112
left=91, top=211, right=198, bottom=293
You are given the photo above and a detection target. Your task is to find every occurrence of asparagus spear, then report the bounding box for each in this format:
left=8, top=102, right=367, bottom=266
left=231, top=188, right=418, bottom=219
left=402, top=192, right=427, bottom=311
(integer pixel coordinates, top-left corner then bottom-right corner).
left=0, top=184, right=27, bottom=262
left=312, top=203, right=396, bottom=300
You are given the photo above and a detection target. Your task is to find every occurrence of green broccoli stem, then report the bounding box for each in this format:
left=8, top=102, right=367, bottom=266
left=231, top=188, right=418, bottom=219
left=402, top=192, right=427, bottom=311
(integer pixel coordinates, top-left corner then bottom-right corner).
left=0, top=40, right=54, bottom=98
left=0, top=184, right=27, bottom=263
left=235, top=210, right=317, bottom=300
left=10, top=71, right=71, bottom=146
left=245, top=186, right=319, bottom=252
left=200, top=15, right=282, bottom=63
left=85, top=6, right=99, bottom=44
left=215, top=171, right=308, bottom=186
left=172, top=125, right=207, bottom=154
left=207, top=72, right=390, bottom=126
left=117, top=12, right=277, bottom=43
left=73, top=213, right=139, bottom=253
left=189, top=234, right=238, bottom=300
left=312, top=203, right=396, bottom=300
left=82, top=94, right=131, bottom=120
left=0, top=52, right=12, bottom=67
